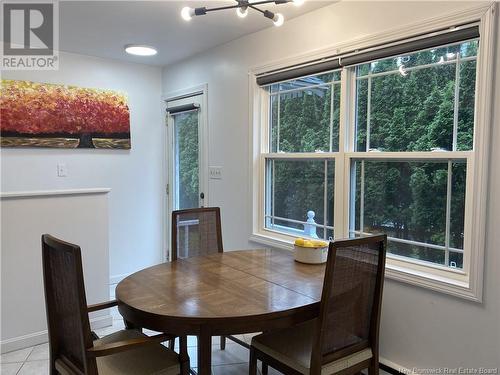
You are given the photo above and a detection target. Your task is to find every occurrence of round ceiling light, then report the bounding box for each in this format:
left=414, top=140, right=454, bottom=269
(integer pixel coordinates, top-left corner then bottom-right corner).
left=124, top=45, right=158, bottom=56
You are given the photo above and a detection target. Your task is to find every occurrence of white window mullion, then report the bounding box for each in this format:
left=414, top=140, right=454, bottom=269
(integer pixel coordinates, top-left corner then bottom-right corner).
left=264, top=156, right=272, bottom=229
left=345, top=151, right=472, bottom=160
left=276, top=91, right=281, bottom=152
left=445, top=160, right=453, bottom=267
left=323, top=160, right=328, bottom=240
left=266, top=152, right=340, bottom=159
left=366, top=73, right=372, bottom=151
left=360, top=160, right=365, bottom=235
left=348, top=156, right=356, bottom=236
left=271, top=159, right=275, bottom=227
left=452, top=53, right=461, bottom=151
left=329, top=82, right=335, bottom=152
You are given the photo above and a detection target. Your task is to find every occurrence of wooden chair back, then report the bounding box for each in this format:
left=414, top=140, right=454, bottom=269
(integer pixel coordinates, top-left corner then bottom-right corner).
left=171, top=207, right=223, bottom=261
left=42, top=234, right=98, bottom=375
left=312, top=235, right=387, bottom=371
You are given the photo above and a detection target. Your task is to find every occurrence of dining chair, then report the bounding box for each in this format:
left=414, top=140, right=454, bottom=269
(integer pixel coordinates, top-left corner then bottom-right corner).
left=171, top=207, right=223, bottom=261
left=249, top=234, right=387, bottom=375
left=42, top=234, right=190, bottom=375
left=171, top=207, right=246, bottom=351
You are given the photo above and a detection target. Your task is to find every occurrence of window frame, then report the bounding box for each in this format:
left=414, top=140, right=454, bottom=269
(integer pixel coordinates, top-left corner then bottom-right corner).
left=249, top=4, right=496, bottom=301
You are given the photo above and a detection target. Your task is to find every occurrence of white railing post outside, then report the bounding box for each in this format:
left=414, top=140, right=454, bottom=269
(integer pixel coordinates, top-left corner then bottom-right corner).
left=303, top=210, right=318, bottom=239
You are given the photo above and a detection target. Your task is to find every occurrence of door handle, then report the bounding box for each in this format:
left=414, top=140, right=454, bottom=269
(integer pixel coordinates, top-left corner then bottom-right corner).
left=200, top=192, right=205, bottom=199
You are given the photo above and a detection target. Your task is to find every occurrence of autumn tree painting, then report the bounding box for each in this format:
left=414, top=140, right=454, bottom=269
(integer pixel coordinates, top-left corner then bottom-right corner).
left=0, top=80, right=130, bottom=149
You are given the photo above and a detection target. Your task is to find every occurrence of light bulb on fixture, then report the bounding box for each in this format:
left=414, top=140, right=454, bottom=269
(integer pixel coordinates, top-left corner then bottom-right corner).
left=273, top=12, right=284, bottom=27
left=292, top=0, right=304, bottom=6
left=181, top=7, right=195, bottom=21
left=236, top=6, right=248, bottom=18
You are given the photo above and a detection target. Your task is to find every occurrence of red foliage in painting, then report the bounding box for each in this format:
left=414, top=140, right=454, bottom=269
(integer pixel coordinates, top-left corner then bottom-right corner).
left=0, top=80, right=130, bottom=135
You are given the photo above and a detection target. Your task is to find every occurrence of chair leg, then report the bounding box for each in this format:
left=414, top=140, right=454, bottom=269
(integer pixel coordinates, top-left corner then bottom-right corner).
left=249, top=347, right=258, bottom=375
left=220, top=335, right=226, bottom=350
left=368, top=359, right=379, bottom=375
left=261, top=362, right=268, bottom=375
left=124, top=319, right=142, bottom=332
left=168, top=337, right=176, bottom=350
left=179, top=336, right=190, bottom=375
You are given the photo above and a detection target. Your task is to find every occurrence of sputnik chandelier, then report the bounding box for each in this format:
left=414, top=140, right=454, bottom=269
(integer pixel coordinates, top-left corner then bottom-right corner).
left=181, top=0, right=304, bottom=27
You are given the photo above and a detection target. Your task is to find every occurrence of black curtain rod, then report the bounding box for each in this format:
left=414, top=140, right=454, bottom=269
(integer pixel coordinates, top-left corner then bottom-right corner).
left=256, top=24, right=479, bottom=86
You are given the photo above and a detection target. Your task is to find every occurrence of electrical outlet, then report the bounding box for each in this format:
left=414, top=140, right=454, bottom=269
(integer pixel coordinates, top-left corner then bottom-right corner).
left=209, top=166, right=222, bottom=180
left=57, top=163, right=68, bottom=177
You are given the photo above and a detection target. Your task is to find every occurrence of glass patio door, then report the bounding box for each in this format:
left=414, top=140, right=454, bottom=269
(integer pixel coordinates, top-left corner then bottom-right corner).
left=166, top=91, right=208, bottom=262
left=172, top=109, right=201, bottom=209
left=167, top=94, right=206, bottom=210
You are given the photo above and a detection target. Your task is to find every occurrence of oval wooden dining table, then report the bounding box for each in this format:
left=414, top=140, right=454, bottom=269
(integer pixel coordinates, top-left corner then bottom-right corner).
left=116, top=249, right=326, bottom=375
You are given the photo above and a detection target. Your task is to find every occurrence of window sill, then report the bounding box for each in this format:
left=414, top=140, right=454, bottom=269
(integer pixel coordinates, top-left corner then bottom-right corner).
left=249, top=231, right=295, bottom=251
left=249, top=231, right=480, bottom=302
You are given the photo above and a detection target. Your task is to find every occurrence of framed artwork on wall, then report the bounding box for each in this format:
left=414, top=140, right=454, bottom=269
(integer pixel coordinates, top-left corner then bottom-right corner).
left=0, top=79, right=131, bottom=149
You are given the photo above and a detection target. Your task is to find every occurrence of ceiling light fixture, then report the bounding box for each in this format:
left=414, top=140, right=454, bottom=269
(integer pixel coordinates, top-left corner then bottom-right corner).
left=181, top=0, right=303, bottom=26
left=124, top=45, right=158, bottom=56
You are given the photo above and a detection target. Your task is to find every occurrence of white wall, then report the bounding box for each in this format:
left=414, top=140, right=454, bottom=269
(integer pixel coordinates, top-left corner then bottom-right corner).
left=162, top=1, right=500, bottom=368
left=1, top=51, right=165, bottom=281
left=1, top=191, right=111, bottom=352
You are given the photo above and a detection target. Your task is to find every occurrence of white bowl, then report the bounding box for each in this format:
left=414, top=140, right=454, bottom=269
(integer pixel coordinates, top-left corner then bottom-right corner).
left=294, top=245, right=328, bottom=264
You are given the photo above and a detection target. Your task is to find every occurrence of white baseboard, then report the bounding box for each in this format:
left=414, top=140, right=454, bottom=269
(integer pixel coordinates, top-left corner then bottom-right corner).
left=109, top=273, right=131, bottom=285
left=380, top=356, right=410, bottom=373
left=0, top=315, right=113, bottom=354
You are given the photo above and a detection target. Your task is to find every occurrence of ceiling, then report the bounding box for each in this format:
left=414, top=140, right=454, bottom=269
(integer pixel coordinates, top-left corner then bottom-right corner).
left=59, top=1, right=333, bottom=67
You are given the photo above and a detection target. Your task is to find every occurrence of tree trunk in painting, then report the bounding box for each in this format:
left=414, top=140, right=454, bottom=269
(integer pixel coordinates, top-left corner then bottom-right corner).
left=78, top=133, right=95, bottom=148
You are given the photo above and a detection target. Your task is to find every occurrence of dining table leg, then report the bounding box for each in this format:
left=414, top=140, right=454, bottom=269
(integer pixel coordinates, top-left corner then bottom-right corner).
left=123, top=319, right=141, bottom=332
left=197, top=330, right=212, bottom=375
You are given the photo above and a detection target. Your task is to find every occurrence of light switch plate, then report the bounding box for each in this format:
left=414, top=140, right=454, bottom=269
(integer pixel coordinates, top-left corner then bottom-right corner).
left=57, top=163, right=68, bottom=177
left=209, top=166, right=222, bottom=180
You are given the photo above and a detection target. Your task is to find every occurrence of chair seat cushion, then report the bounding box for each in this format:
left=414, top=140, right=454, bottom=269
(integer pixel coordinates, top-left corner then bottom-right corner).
left=251, top=320, right=372, bottom=375
left=95, top=330, right=180, bottom=375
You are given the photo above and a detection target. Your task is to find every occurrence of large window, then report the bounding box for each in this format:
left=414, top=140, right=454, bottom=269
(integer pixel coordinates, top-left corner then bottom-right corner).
left=252, top=15, right=494, bottom=300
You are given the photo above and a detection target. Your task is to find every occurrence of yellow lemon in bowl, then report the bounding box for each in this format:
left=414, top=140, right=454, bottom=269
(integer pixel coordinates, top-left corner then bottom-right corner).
left=312, top=240, right=328, bottom=248
left=294, top=238, right=305, bottom=246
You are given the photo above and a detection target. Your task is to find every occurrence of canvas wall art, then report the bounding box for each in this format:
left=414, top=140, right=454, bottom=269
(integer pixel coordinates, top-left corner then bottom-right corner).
left=0, top=80, right=130, bottom=149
